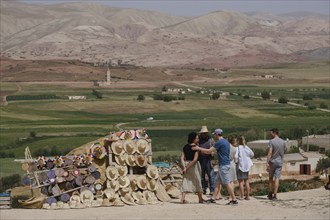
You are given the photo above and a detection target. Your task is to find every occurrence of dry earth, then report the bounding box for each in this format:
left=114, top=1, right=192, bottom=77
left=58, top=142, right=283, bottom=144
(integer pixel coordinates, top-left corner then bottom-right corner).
left=1, top=187, right=329, bottom=220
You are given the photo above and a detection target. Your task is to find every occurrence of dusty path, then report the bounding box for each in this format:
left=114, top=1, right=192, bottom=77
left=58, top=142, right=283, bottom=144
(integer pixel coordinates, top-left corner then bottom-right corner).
left=1, top=187, right=329, bottom=220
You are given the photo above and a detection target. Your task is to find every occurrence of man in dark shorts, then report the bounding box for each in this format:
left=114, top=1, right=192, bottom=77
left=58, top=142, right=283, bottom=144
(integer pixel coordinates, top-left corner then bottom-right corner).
left=267, top=128, right=286, bottom=200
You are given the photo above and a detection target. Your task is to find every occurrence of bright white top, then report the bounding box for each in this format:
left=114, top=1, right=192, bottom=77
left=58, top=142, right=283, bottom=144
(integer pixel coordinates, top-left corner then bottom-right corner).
left=234, top=145, right=254, bottom=172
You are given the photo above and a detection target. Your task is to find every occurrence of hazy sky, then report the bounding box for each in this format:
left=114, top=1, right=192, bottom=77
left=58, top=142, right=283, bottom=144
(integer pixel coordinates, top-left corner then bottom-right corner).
left=21, top=0, right=330, bottom=16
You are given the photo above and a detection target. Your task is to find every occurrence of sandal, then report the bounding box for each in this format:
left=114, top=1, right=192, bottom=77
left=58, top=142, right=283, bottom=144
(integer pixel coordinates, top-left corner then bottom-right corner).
left=206, top=198, right=216, bottom=203
left=215, top=197, right=223, bottom=200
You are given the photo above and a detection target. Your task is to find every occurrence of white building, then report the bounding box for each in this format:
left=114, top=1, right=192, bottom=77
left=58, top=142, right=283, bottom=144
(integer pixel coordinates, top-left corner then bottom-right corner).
left=67, top=96, right=86, bottom=100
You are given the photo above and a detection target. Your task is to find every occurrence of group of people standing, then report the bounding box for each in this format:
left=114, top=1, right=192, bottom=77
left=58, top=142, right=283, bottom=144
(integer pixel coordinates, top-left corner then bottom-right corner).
left=180, top=126, right=286, bottom=205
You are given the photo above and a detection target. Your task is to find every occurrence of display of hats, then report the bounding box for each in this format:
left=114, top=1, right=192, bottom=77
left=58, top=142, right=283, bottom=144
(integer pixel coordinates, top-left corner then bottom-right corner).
left=107, top=180, right=120, bottom=192
left=46, top=170, right=56, bottom=179
left=115, top=153, right=127, bottom=166
left=147, top=178, right=158, bottom=191
left=55, top=176, right=65, bottom=183
left=146, top=165, right=159, bottom=179
left=54, top=156, right=65, bottom=167
left=143, top=191, right=158, bottom=205
left=51, top=184, right=62, bottom=196
left=119, top=130, right=133, bottom=140
left=132, top=191, right=147, bottom=205
left=84, top=175, right=96, bottom=185
left=109, top=194, right=124, bottom=206
left=118, top=176, right=130, bottom=188
left=120, top=193, right=136, bottom=205
left=21, top=162, right=29, bottom=171
left=88, top=184, right=96, bottom=194
left=46, top=197, right=57, bottom=205
left=74, top=175, right=84, bottom=187
left=137, top=175, right=148, bottom=190
left=117, top=165, right=128, bottom=177
left=111, top=141, right=124, bottom=155
left=60, top=193, right=70, bottom=202
left=125, top=155, right=136, bottom=166
left=91, top=171, right=101, bottom=180
left=46, top=159, right=55, bottom=169
left=106, top=166, right=119, bottom=180
left=135, top=155, right=147, bottom=167
left=80, top=190, right=94, bottom=206
left=128, top=175, right=138, bottom=191
left=123, top=140, right=136, bottom=154
left=118, top=187, right=132, bottom=197
left=83, top=154, right=94, bottom=166
left=36, top=156, right=46, bottom=169
left=136, top=139, right=150, bottom=154
left=90, top=143, right=107, bottom=160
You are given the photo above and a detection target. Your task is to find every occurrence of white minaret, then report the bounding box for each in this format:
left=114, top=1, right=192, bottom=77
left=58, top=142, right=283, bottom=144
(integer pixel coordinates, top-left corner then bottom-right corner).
left=106, top=67, right=111, bottom=85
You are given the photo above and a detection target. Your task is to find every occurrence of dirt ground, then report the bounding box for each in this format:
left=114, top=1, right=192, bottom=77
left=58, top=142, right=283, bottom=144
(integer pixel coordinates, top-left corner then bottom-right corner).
left=1, top=187, right=329, bottom=220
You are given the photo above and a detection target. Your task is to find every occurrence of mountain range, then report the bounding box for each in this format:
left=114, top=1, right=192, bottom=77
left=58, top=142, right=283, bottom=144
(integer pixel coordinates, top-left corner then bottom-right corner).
left=1, top=0, right=329, bottom=67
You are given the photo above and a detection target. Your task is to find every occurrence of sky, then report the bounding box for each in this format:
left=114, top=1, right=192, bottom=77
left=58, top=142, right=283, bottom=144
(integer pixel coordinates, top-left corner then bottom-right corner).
left=21, top=0, right=330, bottom=17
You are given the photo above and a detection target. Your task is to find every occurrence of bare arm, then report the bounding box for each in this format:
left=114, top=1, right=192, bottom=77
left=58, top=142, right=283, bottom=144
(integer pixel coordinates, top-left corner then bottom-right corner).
left=181, top=151, right=186, bottom=170
left=192, top=146, right=216, bottom=155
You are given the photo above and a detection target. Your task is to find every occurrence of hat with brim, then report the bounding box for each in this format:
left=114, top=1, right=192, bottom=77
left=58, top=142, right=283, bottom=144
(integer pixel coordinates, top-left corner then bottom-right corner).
left=92, top=171, right=101, bottom=180
left=119, top=130, right=134, bottom=140
left=111, top=141, right=124, bottom=155
left=137, top=175, right=148, bottom=190
left=72, top=168, right=80, bottom=177
left=21, top=162, right=29, bottom=171
left=90, top=143, right=107, bottom=160
left=147, top=178, right=158, bottom=191
left=101, top=198, right=113, bottom=207
left=107, top=180, right=120, bottom=192
left=84, top=175, right=96, bottom=185
left=104, top=188, right=116, bottom=200
left=46, top=170, right=56, bottom=179
left=123, top=140, right=136, bottom=154
left=117, top=165, right=128, bottom=177
left=146, top=165, right=159, bottom=179
left=109, top=194, right=125, bottom=206
left=118, top=176, right=130, bottom=188
left=136, top=139, right=150, bottom=154
left=143, top=191, right=159, bottom=205
left=121, top=193, right=136, bottom=206
left=135, top=155, right=147, bottom=167
left=80, top=190, right=94, bottom=206
left=132, top=191, right=147, bottom=205
left=56, top=176, right=66, bottom=183
left=128, top=175, right=138, bottom=191
left=125, top=155, right=136, bottom=166
left=199, top=125, right=209, bottom=133
left=165, top=184, right=181, bottom=199
left=70, top=194, right=81, bottom=204
left=115, top=153, right=127, bottom=166
left=46, top=160, right=55, bottom=169
left=136, top=128, right=149, bottom=139
left=64, top=173, right=75, bottom=182
left=54, top=156, right=65, bottom=167
left=106, top=166, right=119, bottom=180
left=109, top=132, right=120, bottom=142
left=60, top=193, right=70, bottom=202
left=119, top=187, right=132, bottom=197
left=63, top=157, right=73, bottom=167
left=54, top=168, right=65, bottom=177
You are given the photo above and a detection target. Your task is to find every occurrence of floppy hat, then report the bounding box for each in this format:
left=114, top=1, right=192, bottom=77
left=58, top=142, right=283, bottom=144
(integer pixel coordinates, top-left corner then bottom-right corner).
left=128, top=175, right=138, bottom=191
left=117, top=165, right=128, bottom=177
left=137, top=175, right=148, bottom=190
left=107, top=180, right=120, bottom=192
left=80, top=190, right=94, bottom=206
left=165, top=184, right=180, bottom=199
left=125, top=154, right=136, bottom=166
left=109, top=194, right=125, bottom=206
left=54, top=168, right=65, bottom=177
left=90, top=143, right=107, bottom=160
left=119, top=187, right=132, bottom=197
left=118, top=176, right=130, bottom=188
left=46, top=170, right=56, bottom=179
left=147, top=178, right=158, bottom=191
left=92, top=171, right=101, bottom=180
left=104, top=188, right=116, bottom=200
left=212, top=128, right=223, bottom=135
left=123, top=140, right=136, bottom=154
left=115, top=153, right=127, bottom=166
left=111, top=141, right=124, bottom=155
left=146, top=165, right=159, bottom=179
left=55, top=176, right=65, bottom=183
left=106, top=166, right=119, bottom=180
left=136, top=139, right=150, bottom=154
left=200, top=126, right=209, bottom=133
left=132, top=191, right=147, bottom=205
left=135, top=155, right=147, bottom=167
left=84, top=175, right=96, bottom=185
left=60, top=193, right=70, bottom=202
left=120, top=193, right=136, bottom=206
left=143, top=190, right=159, bottom=205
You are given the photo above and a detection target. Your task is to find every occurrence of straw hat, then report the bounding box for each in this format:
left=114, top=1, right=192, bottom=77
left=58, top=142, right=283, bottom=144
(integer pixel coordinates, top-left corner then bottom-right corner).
left=109, top=132, right=120, bottom=142
left=55, top=176, right=65, bottom=183
left=115, top=153, right=127, bottom=166
left=147, top=178, right=158, bottom=191
left=143, top=191, right=159, bottom=205
left=42, top=203, right=50, bottom=209
left=106, top=166, right=119, bottom=180
left=137, top=175, right=148, bottom=190
left=117, top=165, right=128, bottom=177
left=123, top=140, right=136, bottom=154
left=136, top=128, right=149, bottom=139
left=125, top=155, right=136, bottom=166
left=119, top=130, right=134, bottom=140
left=21, top=162, right=29, bottom=171
left=104, top=188, right=116, bottom=200
left=83, top=154, right=94, bottom=166
left=135, top=155, right=147, bottom=167
left=90, top=143, right=107, bottom=160
left=63, top=157, right=73, bottom=167
left=50, top=203, right=58, bottom=210
left=120, top=193, right=136, bottom=206
left=109, top=194, right=125, bottom=206
left=70, top=194, right=81, bottom=203
left=80, top=190, right=94, bottom=206
left=54, top=168, right=65, bottom=177
left=165, top=185, right=180, bottom=199
left=136, top=139, right=149, bottom=154
left=128, top=175, right=138, bottom=191
left=101, top=198, right=113, bottom=207
left=91, top=198, right=103, bottom=207
left=60, top=193, right=70, bottom=202
left=146, top=165, right=159, bottom=179
left=84, top=175, right=96, bottom=185
left=36, top=156, right=46, bottom=169
left=119, top=187, right=132, bottom=197
left=72, top=168, right=80, bottom=177
left=199, top=125, right=209, bottom=133
left=111, top=141, right=124, bottom=155
left=64, top=173, right=75, bottom=182
left=132, top=191, right=147, bottom=205
left=118, top=176, right=130, bottom=188
left=107, top=180, right=120, bottom=192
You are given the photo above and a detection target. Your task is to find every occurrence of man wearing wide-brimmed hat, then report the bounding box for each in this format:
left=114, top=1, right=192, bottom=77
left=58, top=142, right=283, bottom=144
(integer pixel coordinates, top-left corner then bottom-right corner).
left=198, top=126, right=215, bottom=195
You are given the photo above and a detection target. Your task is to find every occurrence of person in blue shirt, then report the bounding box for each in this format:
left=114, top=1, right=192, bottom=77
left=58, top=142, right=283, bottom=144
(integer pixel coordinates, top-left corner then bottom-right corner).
left=193, top=128, right=238, bottom=205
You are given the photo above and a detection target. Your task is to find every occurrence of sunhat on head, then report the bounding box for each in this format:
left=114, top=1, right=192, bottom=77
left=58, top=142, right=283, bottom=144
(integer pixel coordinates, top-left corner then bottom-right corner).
left=136, top=139, right=150, bottom=154
left=147, top=178, right=158, bottom=191
left=199, top=126, right=209, bottom=133
left=135, top=155, right=147, bottom=167
left=111, top=141, right=124, bottom=155
left=146, top=165, right=159, bottom=179
left=106, top=166, right=119, bottom=180
left=118, top=176, right=130, bottom=188
left=123, top=140, right=136, bottom=154
left=107, top=180, right=120, bottom=192
left=125, top=154, right=136, bottom=166
left=137, top=175, right=148, bottom=190
left=115, top=153, right=127, bottom=166
left=117, top=165, right=128, bottom=177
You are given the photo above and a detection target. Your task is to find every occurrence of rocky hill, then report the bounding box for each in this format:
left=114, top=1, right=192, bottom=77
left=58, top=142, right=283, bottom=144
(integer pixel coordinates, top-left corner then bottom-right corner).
left=0, top=0, right=329, bottom=67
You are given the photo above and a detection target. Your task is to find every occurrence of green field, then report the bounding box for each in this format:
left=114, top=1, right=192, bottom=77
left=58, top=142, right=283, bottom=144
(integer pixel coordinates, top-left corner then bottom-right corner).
left=0, top=62, right=329, bottom=178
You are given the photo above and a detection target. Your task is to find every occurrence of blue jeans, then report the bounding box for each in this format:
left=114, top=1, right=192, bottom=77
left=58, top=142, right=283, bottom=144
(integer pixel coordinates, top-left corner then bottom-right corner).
left=200, top=159, right=215, bottom=193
